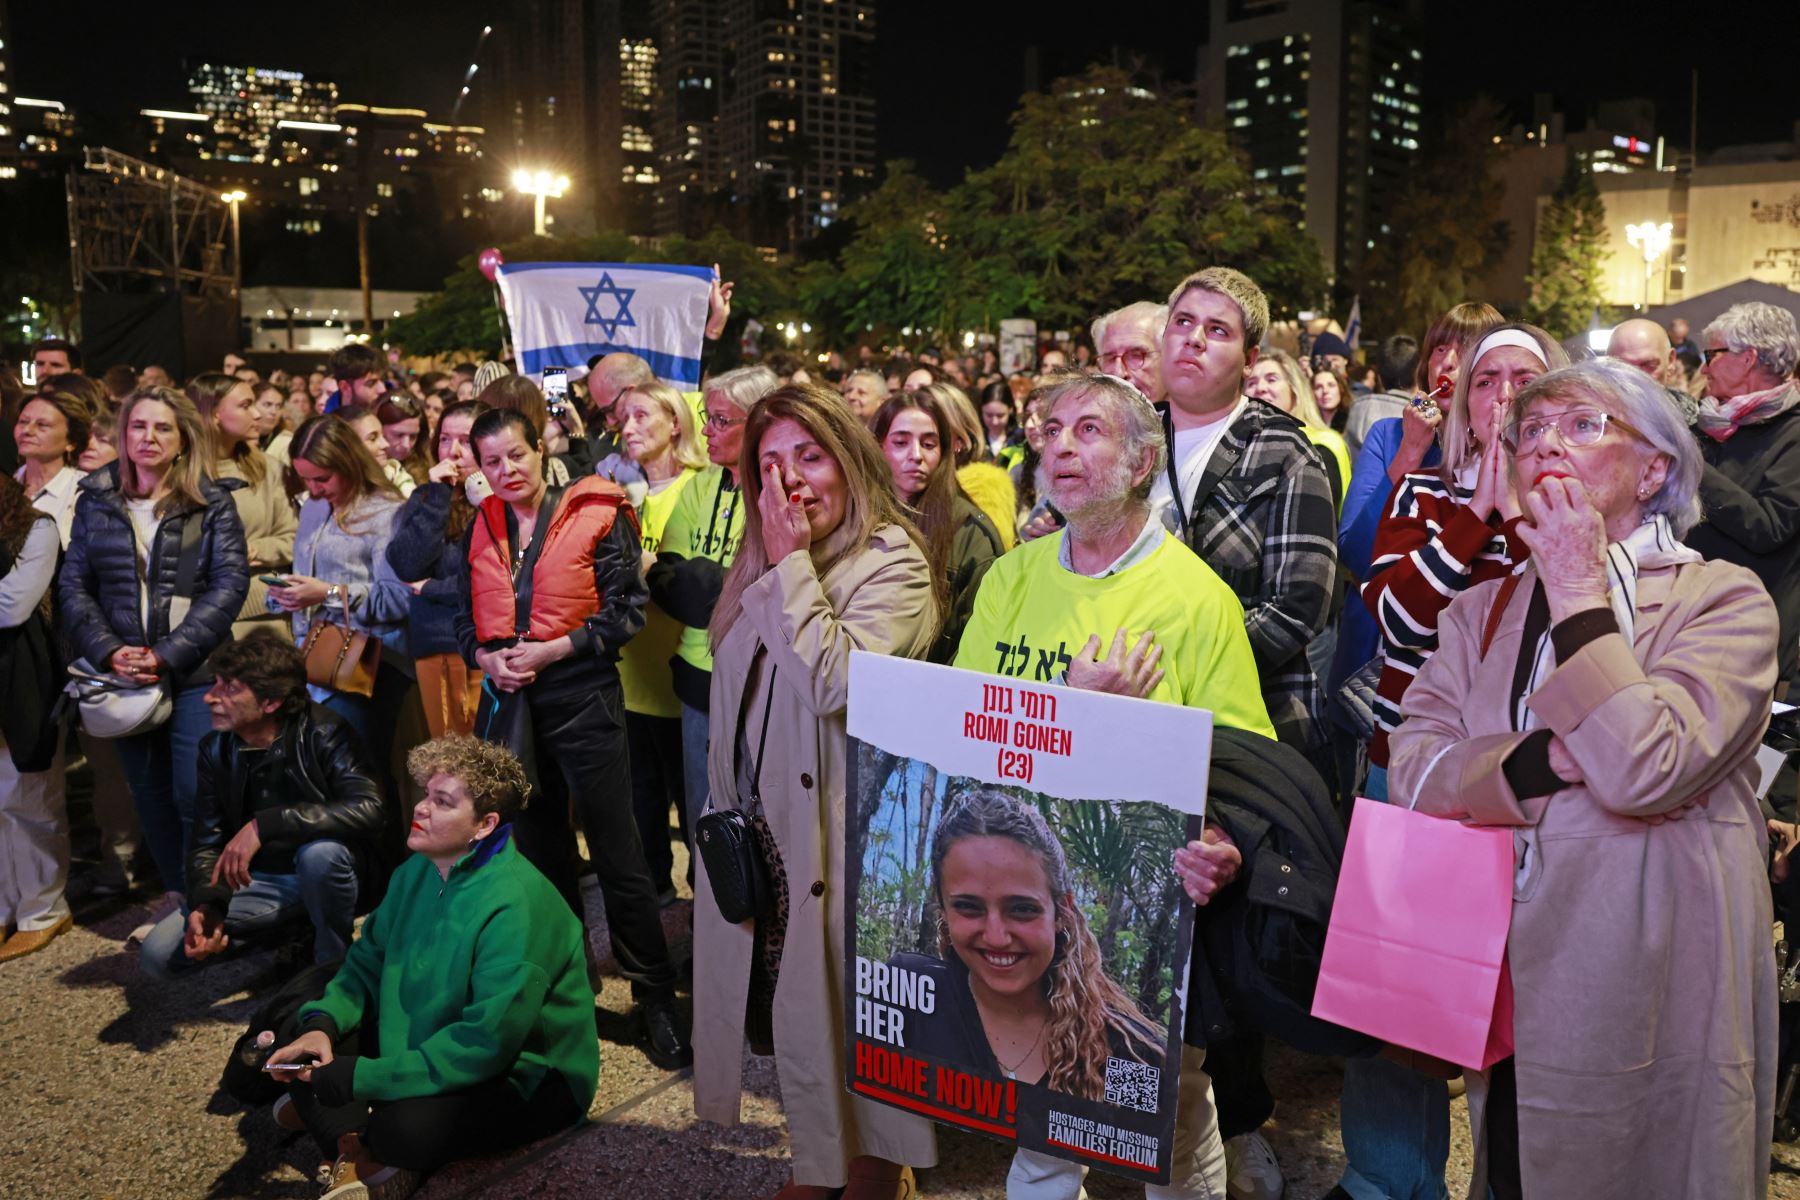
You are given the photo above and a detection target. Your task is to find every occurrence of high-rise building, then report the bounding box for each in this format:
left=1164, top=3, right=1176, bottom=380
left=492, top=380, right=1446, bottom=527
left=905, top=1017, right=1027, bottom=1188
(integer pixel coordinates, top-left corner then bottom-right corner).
left=650, top=0, right=726, bottom=237
left=482, top=0, right=661, bottom=235
left=650, top=0, right=876, bottom=248
left=1200, top=0, right=1424, bottom=287
left=0, top=0, right=16, bottom=181
left=187, top=63, right=339, bottom=163
left=716, top=0, right=876, bottom=247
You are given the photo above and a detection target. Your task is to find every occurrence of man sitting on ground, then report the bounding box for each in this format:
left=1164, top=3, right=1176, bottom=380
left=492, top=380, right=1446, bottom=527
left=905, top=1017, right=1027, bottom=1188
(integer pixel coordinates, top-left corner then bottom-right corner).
left=137, top=632, right=389, bottom=979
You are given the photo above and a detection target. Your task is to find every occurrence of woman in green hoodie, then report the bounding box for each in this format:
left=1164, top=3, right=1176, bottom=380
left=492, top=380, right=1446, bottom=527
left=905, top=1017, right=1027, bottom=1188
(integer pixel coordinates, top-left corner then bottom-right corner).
left=269, top=734, right=599, bottom=1200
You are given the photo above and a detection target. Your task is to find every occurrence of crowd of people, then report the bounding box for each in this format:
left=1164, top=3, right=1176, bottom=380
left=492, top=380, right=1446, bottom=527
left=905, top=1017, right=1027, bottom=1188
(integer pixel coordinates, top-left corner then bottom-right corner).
left=2, top=269, right=1798, bottom=1200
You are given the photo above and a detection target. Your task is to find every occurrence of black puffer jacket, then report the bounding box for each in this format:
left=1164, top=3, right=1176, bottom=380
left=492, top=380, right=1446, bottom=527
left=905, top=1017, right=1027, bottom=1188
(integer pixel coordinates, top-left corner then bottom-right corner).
left=187, top=702, right=390, bottom=915
left=58, top=464, right=249, bottom=688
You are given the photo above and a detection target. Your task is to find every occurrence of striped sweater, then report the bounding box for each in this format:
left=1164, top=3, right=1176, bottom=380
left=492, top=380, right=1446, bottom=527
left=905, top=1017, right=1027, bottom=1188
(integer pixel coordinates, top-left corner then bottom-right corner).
left=1360, top=470, right=1526, bottom=767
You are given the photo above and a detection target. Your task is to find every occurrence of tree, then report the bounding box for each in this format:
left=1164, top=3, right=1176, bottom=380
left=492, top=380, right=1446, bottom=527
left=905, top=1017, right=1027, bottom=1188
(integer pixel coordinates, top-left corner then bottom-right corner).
left=1358, top=99, right=1512, bottom=340
left=958, top=66, right=1326, bottom=331
left=804, top=66, right=1326, bottom=345
left=1523, top=153, right=1610, bottom=339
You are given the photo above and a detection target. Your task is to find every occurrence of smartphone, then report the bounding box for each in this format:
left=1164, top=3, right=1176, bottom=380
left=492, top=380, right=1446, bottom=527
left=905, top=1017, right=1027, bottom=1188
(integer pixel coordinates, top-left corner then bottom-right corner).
left=260, top=574, right=291, bottom=588
left=263, top=1059, right=317, bottom=1074
left=542, top=367, right=569, bottom=403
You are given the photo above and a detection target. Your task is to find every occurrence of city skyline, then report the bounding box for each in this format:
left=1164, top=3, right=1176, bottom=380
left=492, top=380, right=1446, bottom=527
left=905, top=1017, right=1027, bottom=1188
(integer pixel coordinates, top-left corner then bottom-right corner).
left=9, top=1, right=1799, bottom=191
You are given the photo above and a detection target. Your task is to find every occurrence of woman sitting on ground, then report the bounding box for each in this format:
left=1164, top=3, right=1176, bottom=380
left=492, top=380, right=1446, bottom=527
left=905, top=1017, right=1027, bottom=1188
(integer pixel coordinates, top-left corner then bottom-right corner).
left=269, top=734, right=599, bottom=1200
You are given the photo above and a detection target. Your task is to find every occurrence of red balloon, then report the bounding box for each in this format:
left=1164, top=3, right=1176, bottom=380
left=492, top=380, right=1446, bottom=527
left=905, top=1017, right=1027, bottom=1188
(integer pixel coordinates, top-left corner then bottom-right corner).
left=477, top=247, right=505, bottom=282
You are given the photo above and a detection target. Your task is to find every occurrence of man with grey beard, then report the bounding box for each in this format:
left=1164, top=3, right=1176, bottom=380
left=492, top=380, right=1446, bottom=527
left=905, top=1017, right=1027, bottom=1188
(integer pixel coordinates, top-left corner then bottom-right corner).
left=953, top=372, right=1276, bottom=1200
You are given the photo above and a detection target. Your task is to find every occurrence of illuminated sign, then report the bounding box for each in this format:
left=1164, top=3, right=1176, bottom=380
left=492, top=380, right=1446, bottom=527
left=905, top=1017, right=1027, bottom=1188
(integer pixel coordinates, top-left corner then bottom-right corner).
left=247, top=68, right=307, bottom=83
left=1612, top=135, right=1650, bottom=154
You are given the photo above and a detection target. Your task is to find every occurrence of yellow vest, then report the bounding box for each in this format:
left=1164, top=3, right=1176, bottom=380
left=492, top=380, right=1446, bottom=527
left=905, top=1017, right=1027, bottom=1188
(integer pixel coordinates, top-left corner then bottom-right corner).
left=619, top=469, right=697, bottom=718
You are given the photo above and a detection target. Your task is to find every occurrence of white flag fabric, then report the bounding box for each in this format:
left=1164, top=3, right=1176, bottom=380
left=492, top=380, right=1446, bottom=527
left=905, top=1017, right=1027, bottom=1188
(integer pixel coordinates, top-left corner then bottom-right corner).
left=1345, top=296, right=1362, bottom=352
left=495, top=261, right=711, bottom=388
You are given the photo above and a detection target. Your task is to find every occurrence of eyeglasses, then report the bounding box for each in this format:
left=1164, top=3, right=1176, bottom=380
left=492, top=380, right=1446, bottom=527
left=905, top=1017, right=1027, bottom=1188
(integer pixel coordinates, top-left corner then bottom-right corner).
left=1502, top=407, right=1647, bottom=453
left=703, top=411, right=744, bottom=431
left=1702, top=345, right=1742, bottom=363
left=1098, top=347, right=1152, bottom=372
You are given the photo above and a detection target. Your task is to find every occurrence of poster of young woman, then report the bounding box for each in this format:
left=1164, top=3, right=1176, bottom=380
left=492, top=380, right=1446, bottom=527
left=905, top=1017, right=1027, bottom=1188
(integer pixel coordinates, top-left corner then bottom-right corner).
left=844, top=650, right=1210, bottom=1185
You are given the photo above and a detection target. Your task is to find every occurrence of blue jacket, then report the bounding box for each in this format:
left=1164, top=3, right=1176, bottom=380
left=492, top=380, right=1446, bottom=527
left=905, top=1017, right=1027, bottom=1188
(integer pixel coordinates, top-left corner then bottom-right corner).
left=59, top=464, right=249, bottom=689
left=385, top=482, right=466, bottom=658
left=1330, top=417, right=1440, bottom=693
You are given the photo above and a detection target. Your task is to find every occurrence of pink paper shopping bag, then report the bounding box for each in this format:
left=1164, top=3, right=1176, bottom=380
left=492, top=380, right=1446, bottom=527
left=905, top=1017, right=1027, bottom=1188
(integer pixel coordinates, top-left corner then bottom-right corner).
left=1311, top=796, right=1515, bottom=1071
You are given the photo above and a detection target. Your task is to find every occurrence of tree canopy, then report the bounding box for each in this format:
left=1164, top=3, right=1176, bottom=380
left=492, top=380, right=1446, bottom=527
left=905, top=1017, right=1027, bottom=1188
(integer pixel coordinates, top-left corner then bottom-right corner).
left=804, top=66, right=1326, bottom=343
left=1357, top=100, right=1512, bottom=342
left=1523, top=152, right=1610, bottom=339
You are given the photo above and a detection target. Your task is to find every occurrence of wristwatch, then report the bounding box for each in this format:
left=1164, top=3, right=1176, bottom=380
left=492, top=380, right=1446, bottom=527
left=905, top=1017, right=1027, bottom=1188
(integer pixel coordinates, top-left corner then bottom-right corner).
left=326, top=583, right=342, bottom=607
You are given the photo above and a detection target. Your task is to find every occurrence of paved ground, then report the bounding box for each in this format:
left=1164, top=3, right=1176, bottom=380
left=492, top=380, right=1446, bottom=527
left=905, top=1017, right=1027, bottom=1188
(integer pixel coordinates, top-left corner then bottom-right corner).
left=9, top=835, right=1800, bottom=1199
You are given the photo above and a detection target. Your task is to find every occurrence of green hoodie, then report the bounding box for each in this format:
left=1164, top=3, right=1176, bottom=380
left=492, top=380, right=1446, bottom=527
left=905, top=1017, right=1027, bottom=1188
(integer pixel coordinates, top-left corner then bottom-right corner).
left=301, top=830, right=599, bottom=1109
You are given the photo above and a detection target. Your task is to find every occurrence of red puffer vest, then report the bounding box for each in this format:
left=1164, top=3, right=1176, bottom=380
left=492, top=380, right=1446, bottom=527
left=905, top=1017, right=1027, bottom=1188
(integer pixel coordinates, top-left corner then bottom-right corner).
left=468, top=476, right=636, bottom=643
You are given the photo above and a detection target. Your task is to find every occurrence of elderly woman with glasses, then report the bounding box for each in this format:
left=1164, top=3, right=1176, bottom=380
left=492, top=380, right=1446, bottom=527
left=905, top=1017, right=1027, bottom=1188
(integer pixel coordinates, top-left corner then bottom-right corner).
left=1686, top=301, right=1800, bottom=690
left=1389, top=357, right=1780, bottom=1199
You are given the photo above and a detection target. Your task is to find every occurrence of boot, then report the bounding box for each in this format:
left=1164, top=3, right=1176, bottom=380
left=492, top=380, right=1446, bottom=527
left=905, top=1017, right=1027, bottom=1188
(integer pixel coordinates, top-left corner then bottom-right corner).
left=841, top=1156, right=915, bottom=1200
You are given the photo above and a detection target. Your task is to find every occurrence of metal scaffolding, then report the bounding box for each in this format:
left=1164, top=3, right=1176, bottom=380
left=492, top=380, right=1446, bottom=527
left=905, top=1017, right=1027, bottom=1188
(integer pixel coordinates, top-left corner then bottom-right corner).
left=67, top=147, right=238, bottom=300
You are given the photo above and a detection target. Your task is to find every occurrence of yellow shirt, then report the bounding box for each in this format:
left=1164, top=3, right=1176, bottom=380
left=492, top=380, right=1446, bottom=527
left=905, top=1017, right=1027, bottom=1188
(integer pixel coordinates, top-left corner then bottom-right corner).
left=953, top=527, right=1276, bottom=737
left=620, top=469, right=697, bottom=718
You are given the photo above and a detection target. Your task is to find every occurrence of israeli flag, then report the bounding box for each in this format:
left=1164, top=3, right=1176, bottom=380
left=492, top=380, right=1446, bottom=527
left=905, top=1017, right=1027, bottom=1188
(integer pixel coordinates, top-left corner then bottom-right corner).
left=495, top=261, right=711, bottom=387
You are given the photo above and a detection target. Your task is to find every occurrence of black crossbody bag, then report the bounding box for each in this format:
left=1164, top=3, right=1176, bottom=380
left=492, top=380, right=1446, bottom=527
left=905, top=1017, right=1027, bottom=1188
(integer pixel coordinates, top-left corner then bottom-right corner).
left=696, top=667, right=777, bottom=924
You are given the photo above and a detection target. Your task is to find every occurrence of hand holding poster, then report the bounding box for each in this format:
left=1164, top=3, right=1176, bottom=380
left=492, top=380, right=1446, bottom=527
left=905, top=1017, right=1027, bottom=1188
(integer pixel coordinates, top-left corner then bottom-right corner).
left=844, top=652, right=1210, bottom=1185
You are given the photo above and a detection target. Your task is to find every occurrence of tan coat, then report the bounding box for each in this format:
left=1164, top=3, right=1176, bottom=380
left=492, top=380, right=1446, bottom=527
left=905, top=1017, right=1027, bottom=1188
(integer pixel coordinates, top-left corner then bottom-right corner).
left=694, top=524, right=940, bottom=1188
left=1391, top=558, right=1779, bottom=1200
left=217, top=456, right=297, bottom=642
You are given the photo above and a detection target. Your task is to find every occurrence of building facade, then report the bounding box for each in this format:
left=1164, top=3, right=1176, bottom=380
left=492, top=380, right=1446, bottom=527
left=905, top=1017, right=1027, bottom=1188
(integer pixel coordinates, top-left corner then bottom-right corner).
left=1200, top=0, right=1424, bottom=287
left=187, top=63, right=339, bottom=163
left=649, top=0, right=876, bottom=248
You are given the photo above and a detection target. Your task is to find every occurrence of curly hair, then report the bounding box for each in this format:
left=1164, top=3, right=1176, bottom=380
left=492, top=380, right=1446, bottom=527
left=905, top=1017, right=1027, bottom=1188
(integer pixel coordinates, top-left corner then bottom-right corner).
left=931, top=787, right=1165, bottom=1099
left=406, top=734, right=532, bottom=823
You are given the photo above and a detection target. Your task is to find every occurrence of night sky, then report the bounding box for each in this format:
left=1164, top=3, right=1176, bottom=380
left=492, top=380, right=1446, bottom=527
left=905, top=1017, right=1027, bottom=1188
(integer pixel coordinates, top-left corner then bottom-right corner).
left=13, top=1, right=1800, bottom=188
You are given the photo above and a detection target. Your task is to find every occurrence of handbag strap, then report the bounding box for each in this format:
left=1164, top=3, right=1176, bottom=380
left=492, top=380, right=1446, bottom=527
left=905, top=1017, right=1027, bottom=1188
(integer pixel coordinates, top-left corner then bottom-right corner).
left=509, top=484, right=564, bottom=637
left=745, top=666, right=778, bottom=813
left=1479, top=572, right=1525, bottom=659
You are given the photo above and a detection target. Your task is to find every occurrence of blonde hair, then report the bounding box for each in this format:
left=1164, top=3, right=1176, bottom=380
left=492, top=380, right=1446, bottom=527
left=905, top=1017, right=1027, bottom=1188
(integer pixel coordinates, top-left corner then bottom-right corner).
left=620, top=380, right=708, bottom=473
left=709, top=383, right=940, bottom=647
left=921, top=381, right=983, bottom=466
left=187, top=372, right=268, bottom=486
left=1257, top=349, right=1327, bottom=429
left=1166, top=266, right=1269, bottom=349
left=931, top=788, right=1165, bottom=1099
left=117, top=387, right=212, bottom=518
left=1441, top=322, right=1568, bottom=482
left=407, top=733, right=532, bottom=823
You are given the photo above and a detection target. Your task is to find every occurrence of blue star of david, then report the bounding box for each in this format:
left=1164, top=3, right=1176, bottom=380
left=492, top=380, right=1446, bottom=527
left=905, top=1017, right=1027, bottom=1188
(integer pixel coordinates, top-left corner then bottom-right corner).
left=578, top=272, right=638, bottom=340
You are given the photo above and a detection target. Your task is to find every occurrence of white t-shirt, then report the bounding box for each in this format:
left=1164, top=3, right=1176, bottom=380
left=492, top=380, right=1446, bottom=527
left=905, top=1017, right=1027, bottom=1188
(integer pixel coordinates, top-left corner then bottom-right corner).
left=1150, top=398, right=1245, bottom=532
left=125, top=497, right=160, bottom=630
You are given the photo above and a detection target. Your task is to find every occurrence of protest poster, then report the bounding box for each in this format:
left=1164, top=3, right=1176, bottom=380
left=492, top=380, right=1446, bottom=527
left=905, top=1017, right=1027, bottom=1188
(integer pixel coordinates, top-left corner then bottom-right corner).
left=844, top=651, right=1210, bottom=1184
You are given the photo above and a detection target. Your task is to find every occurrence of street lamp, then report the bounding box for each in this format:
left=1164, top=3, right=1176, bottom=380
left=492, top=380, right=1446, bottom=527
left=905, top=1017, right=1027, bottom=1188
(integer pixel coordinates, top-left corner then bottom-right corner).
left=511, top=169, right=570, bottom=237
left=221, top=190, right=246, bottom=296
left=1625, top=221, right=1672, bottom=312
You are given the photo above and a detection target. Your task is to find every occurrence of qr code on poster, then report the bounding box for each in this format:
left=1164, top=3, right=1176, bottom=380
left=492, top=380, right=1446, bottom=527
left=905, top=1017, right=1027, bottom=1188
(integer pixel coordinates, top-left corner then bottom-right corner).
left=1104, top=1057, right=1161, bottom=1113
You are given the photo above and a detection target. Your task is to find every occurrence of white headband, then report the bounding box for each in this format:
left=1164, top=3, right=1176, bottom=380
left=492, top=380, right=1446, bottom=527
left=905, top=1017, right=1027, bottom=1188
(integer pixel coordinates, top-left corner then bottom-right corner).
left=1471, top=328, right=1548, bottom=369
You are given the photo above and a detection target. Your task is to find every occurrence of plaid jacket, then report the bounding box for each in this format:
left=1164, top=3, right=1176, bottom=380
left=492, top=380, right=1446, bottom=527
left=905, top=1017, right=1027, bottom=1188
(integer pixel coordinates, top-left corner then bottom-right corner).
left=1161, top=399, right=1338, bottom=749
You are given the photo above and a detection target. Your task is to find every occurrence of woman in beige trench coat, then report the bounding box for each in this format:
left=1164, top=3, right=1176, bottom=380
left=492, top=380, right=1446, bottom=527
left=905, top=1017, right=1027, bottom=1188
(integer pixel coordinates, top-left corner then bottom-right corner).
left=1390, top=359, right=1779, bottom=1199
left=695, top=384, right=946, bottom=1199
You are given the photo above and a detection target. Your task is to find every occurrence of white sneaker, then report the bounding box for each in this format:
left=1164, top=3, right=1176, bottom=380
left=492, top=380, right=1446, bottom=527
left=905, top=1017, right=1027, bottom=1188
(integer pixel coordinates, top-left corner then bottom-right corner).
left=1223, top=1131, right=1284, bottom=1200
